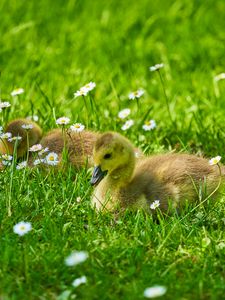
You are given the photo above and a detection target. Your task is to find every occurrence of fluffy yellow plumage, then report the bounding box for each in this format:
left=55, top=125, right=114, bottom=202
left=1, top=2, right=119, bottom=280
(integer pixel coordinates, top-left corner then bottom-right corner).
left=91, top=132, right=224, bottom=213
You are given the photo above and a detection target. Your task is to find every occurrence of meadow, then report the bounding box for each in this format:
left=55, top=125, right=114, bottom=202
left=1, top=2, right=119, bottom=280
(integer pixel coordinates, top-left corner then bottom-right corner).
left=0, top=0, right=225, bottom=299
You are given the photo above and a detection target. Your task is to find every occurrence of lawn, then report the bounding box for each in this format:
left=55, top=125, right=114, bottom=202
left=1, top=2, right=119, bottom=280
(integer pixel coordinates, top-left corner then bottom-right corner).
left=0, top=0, right=225, bottom=299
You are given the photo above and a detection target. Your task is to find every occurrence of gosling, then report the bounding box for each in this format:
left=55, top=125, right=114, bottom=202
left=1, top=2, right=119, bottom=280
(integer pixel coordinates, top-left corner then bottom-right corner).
left=0, top=118, right=42, bottom=158
left=90, top=132, right=224, bottom=213
left=40, top=128, right=100, bottom=168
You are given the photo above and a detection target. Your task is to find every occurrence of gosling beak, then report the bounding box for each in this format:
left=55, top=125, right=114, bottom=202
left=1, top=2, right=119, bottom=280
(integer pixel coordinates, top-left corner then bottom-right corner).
left=90, top=166, right=107, bottom=186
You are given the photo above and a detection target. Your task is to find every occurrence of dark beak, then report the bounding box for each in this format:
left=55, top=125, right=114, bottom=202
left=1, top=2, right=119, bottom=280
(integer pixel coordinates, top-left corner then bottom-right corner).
left=90, top=166, right=107, bottom=186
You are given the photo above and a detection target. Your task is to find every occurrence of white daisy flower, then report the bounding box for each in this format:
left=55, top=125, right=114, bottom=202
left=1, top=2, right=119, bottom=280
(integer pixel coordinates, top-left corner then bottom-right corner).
left=26, top=115, right=39, bottom=122
left=216, top=242, right=225, bottom=250
left=16, top=161, right=27, bottom=170
left=11, top=88, right=24, bottom=96
left=1, top=154, right=13, bottom=166
left=0, top=132, right=12, bottom=139
left=29, top=144, right=43, bottom=152
left=134, top=150, right=141, bottom=158
left=13, top=221, right=32, bottom=236
left=128, top=89, right=144, bottom=100
left=150, top=200, right=160, bottom=210
left=70, top=123, right=85, bottom=132
left=38, top=147, right=49, bottom=156
left=74, top=88, right=88, bottom=98
left=214, top=73, right=225, bottom=82
left=65, top=251, right=88, bottom=267
left=1, top=154, right=13, bottom=161
left=121, top=119, right=134, bottom=131
left=209, top=156, right=221, bottom=166
left=118, top=108, right=131, bottom=119
left=142, top=120, right=156, bottom=131
left=2, top=160, right=12, bottom=166
left=45, top=152, right=59, bottom=166
left=72, top=276, right=87, bottom=288
left=21, top=124, right=34, bottom=130
left=83, top=81, right=96, bottom=92
left=33, top=158, right=44, bottom=166
left=149, top=63, right=164, bottom=72
left=144, top=285, right=167, bottom=298
left=76, top=196, right=81, bottom=203
left=8, top=136, right=22, bottom=142
left=56, top=117, right=70, bottom=125
left=0, top=102, right=11, bottom=109
left=74, top=82, right=96, bottom=98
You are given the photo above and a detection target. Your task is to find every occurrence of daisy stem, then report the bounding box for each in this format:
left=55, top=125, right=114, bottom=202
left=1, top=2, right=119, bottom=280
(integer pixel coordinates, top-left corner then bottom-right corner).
left=26, top=130, right=30, bottom=164
left=82, top=95, right=89, bottom=127
left=136, top=98, right=140, bottom=116
left=157, top=70, right=175, bottom=127
left=62, top=126, right=67, bottom=165
left=6, top=142, right=18, bottom=216
left=89, top=94, right=99, bottom=128
left=79, top=132, right=85, bottom=166
left=22, top=240, right=30, bottom=284
left=7, top=163, right=14, bottom=217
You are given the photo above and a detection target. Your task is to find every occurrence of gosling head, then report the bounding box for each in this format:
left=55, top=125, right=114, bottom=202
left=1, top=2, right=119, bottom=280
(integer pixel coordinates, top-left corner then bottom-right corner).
left=90, top=132, right=135, bottom=186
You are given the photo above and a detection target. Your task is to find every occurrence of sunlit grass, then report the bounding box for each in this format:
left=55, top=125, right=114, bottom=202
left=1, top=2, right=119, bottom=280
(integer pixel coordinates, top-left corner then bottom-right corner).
left=0, top=0, right=225, bottom=299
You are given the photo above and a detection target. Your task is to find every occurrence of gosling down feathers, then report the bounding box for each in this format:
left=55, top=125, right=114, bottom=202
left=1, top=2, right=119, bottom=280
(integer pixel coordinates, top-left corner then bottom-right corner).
left=0, top=118, right=42, bottom=158
left=40, top=129, right=100, bottom=168
left=90, top=132, right=224, bottom=213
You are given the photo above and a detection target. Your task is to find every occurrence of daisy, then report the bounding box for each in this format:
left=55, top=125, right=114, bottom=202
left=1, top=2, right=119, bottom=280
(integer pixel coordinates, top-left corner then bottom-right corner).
left=121, top=119, right=134, bottom=131
left=29, top=144, right=43, bottom=152
left=209, top=156, right=221, bottom=166
left=150, top=200, right=160, bottom=210
left=72, top=276, right=87, bottom=288
left=13, top=221, right=32, bottom=236
left=0, top=132, right=12, bottom=139
left=0, top=102, right=11, bottom=109
left=21, top=124, right=34, bottom=130
left=45, top=152, right=59, bottom=166
left=11, top=88, right=24, bottom=96
left=128, top=89, right=144, bottom=100
left=70, top=123, right=85, bottom=132
left=142, top=120, right=156, bottom=131
left=26, top=115, right=39, bottom=122
left=76, top=196, right=81, bottom=203
left=8, top=136, right=22, bottom=142
left=149, top=63, right=164, bottom=72
left=16, top=161, right=27, bottom=170
left=83, top=81, right=96, bottom=92
left=74, top=82, right=96, bottom=98
left=2, top=160, right=12, bottom=166
left=38, top=147, right=49, bottom=156
left=74, top=88, right=88, bottom=98
left=1, top=154, right=13, bottom=161
left=118, top=108, right=131, bottom=119
left=144, top=285, right=167, bottom=298
left=214, top=73, right=225, bottom=82
left=65, top=251, right=88, bottom=266
left=33, top=158, right=44, bottom=166
left=56, top=117, right=70, bottom=125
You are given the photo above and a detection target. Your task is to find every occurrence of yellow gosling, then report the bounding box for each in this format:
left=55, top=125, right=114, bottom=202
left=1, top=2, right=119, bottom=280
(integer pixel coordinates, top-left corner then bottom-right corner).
left=90, top=132, right=224, bottom=213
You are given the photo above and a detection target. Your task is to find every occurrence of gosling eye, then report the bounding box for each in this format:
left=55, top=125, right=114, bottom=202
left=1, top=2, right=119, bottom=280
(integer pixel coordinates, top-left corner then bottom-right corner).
left=103, top=153, right=112, bottom=159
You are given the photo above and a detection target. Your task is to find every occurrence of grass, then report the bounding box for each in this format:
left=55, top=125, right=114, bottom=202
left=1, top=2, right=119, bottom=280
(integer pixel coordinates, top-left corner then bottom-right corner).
left=0, top=0, right=225, bottom=299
